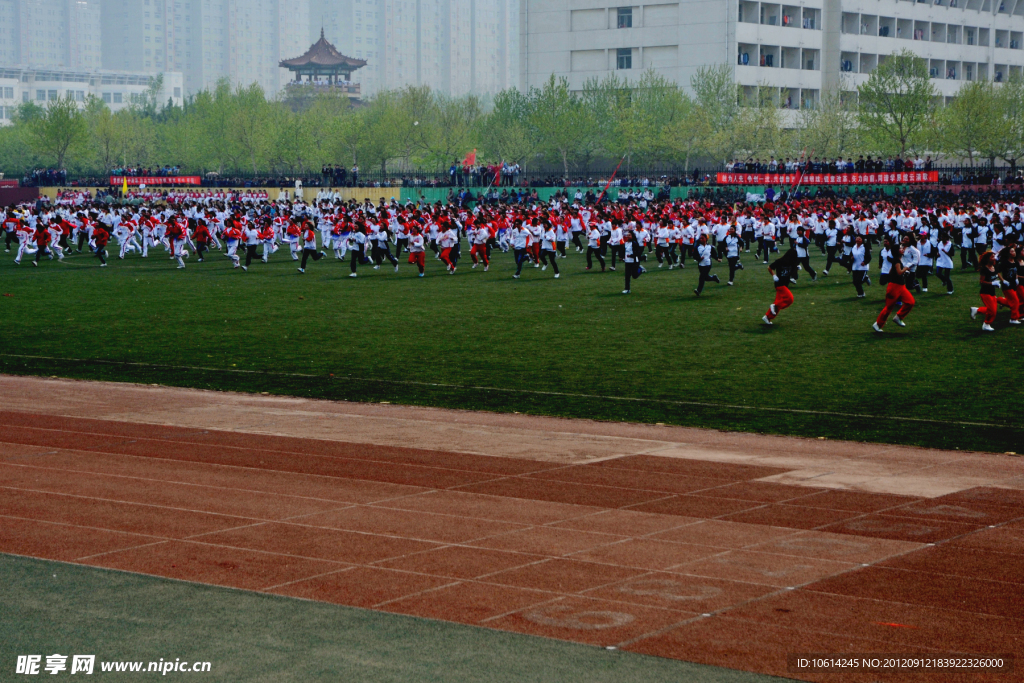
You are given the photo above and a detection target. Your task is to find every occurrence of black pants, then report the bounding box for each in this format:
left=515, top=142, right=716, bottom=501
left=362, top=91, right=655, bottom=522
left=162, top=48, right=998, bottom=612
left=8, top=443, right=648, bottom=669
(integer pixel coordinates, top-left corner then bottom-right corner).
left=557, top=241, right=567, bottom=257
left=301, top=248, right=323, bottom=269
left=586, top=246, right=605, bottom=270
left=196, top=243, right=208, bottom=260
left=571, top=233, right=583, bottom=250
left=34, top=246, right=48, bottom=263
left=624, top=262, right=640, bottom=291
left=762, top=241, right=776, bottom=260
left=936, top=267, right=953, bottom=293
left=245, top=244, right=257, bottom=267
left=852, top=270, right=867, bottom=295
left=656, top=245, right=671, bottom=264
left=374, top=244, right=398, bottom=266
left=514, top=248, right=529, bottom=276
left=960, top=246, right=973, bottom=269
left=95, top=245, right=106, bottom=264
left=825, top=246, right=843, bottom=272
left=610, top=245, right=623, bottom=269
left=728, top=256, right=741, bottom=282
left=77, top=232, right=88, bottom=251
left=4, top=231, right=14, bottom=250
left=540, top=250, right=559, bottom=274
left=799, top=256, right=816, bottom=279
left=351, top=249, right=361, bottom=273
left=696, top=264, right=719, bottom=293
left=395, top=238, right=408, bottom=257
left=917, top=265, right=931, bottom=290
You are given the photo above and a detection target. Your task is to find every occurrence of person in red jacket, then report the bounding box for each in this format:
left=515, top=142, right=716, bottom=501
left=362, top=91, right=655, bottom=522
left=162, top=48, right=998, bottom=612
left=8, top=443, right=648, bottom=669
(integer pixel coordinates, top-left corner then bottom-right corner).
left=92, top=225, right=109, bottom=267
left=873, top=244, right=915, bottom=332
left=31, top=224, right=51, bottom=266
left=192, top=219, right=212, bottom=263
left=763, top=248, right=797, bottom=325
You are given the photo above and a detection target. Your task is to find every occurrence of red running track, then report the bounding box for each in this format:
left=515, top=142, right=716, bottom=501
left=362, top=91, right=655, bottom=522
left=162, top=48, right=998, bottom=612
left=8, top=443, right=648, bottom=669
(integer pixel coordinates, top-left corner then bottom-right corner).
left=0, top=410, right=1021, bottom=682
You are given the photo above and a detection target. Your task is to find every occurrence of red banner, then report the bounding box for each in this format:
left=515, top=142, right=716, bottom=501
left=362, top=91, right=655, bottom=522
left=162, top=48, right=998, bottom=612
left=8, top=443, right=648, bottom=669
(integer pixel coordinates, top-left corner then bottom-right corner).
left=716, top=172, right=939, bottom=186
left=110, top=176, right=202, bottom=187
left=0, top=180, right=19, bottom=188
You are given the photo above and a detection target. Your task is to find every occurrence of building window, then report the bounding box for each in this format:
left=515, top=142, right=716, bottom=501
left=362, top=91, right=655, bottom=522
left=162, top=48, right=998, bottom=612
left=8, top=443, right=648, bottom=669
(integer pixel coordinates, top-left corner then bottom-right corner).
left=617, top=47, right=632, bottom=69
left=103, top=92, right=111, bottom=103
left=36, top=90, right=45, bottom=101
left=48, top=90, right=57, bottom=101
left=617, top=7, right=632, bottom=28
left=3, top=87, right=12, bottom=98
left=173, top=87, right=181, bottom=98
left=113, top=93, right=122, bottom=104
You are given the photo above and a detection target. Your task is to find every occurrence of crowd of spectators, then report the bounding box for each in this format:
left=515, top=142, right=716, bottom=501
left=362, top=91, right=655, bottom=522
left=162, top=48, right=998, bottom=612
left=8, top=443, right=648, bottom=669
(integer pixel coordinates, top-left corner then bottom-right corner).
left=110, top=165, right=182, bottom=177
left=726, top=156, right=936, bottom=174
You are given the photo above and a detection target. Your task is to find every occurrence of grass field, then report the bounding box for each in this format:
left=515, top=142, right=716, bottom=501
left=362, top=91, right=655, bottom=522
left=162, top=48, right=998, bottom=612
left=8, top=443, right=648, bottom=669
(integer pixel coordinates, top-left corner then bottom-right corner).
left=1, top=243, right=1021, bottom=452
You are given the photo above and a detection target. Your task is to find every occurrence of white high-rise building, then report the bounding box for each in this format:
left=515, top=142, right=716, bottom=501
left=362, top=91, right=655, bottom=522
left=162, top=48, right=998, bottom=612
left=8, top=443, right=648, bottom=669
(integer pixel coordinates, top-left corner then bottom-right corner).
left=521, top=0, right=1024, bottom=110
left=312, top=0, right=519, bottom=96
left=0, top=0, right=102, bottom=69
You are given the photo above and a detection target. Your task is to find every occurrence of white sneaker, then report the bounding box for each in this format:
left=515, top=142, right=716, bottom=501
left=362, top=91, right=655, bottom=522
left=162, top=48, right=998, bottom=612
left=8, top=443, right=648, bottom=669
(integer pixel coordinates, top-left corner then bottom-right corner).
left=484, top=265, right=488, bottom=272
left=1009, top=319, right=1021, bottom=325
left=727, top=281, right=734, bottom=286
left=770, top=304, right=777, bottom=315
left=893, top=316, right=906, bottom=327
left=241, top=265, right=247, bottom=272
left=512, top=274, right=519, bottom=279
left=622, top=289, right=630, bottom=294
left=872, top=322, right=884, bottom=332
left=970, top=307, right=979, bottom=320
left=349, top=273, right=357, bottom=278
left=418, top=273, right=424, bottom=278
left=297, top=268, right=304, bottom=273
left=922, top=288, right=928, bottom=292
left=541, top=265, right=547, bottom=271
left=373, top=265, right=380, bottom=270
left=472, top=263, right=477, bottom=269
left=982, top=323, right=995, bottom=332
left=177, top=264, right=186, bottom=269
left=554, top=273, right=560, bottom=279
left=762, top=315, right=772, bottom=325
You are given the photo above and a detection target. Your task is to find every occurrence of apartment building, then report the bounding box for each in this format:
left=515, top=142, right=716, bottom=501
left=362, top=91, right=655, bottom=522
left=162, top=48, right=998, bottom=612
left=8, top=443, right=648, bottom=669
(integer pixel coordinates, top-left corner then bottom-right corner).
left=313, top=0, right=518, bottom=96
left=0, top=0, right=102, bottom=70
left=0, top=66, right=184, bottom=124
left=521, top=0, right=1024, bottom=110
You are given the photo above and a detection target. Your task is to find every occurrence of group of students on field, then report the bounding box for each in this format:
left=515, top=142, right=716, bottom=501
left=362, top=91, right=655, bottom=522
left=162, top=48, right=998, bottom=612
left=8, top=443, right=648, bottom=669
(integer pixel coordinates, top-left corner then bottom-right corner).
left=4, top=192, right=1022, bottom=332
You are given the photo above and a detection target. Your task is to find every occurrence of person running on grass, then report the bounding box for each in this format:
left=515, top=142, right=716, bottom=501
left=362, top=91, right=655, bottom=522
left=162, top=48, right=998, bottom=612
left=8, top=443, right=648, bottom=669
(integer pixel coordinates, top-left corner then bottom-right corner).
left=763, top=247, right=798, bottom=326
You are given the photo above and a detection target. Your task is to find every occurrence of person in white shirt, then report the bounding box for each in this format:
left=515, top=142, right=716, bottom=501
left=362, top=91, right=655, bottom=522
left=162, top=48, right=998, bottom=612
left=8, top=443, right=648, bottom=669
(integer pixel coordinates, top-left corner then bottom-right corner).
left=916, top=233, right=934, bottom=293
left=723, top=225, right=743, bottom=285
left=585, top=224, right=605, bottom=271
left=539, top=222, right=560, bottom=278
left=694, top=234, right=722, bottom=296
left=850, top=236, right=871, bottom=298
left=407, top=226, right=426, bottom=277
left=935, top=231, right=956, bottom=295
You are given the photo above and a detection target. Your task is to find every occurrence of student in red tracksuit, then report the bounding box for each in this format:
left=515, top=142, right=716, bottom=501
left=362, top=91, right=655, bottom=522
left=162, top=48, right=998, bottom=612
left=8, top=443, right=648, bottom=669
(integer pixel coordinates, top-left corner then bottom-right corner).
left=873, top=245, right=914, bottom=332
left=1000, top=246, right=1021, bottom=325
left=31, top=225, right=50, bottom=266
left=407, top=227, right=426, bottom=277
left=92, top=225, right=109, bottom=266
left=970, top=251, right=1009, bottom=332
left=763, top=248, right=797, bottom=325
left=193, top=219, right=212, bottom=262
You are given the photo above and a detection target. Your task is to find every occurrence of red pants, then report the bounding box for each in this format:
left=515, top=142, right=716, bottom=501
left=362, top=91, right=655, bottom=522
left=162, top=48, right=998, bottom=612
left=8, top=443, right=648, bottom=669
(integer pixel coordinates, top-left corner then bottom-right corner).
left=471, top=243, right=488, bottom=265
left=766, top=287, right=794, bottom=321
left=977, top=293, right=1008, bottom=325
left=875, top=283, right=915, bottom=328
left=408, top=251, right=425, bottom=271
left=1005, top=289, right=1021, bottom=321
left=530, top=243, right=540, bottom=262
left=440, top=248, right=454, bottom=269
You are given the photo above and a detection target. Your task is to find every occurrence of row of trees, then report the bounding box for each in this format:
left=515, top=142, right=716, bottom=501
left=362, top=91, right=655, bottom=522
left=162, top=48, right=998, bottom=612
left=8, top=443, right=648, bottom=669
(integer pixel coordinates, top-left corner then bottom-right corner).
left=2, top=50, right=1023, bottom=179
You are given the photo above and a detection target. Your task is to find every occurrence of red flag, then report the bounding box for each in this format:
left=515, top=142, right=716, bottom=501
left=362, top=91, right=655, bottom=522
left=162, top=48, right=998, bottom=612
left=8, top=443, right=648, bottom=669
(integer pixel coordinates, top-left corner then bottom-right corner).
left=462, top=149, right=477, bottom=168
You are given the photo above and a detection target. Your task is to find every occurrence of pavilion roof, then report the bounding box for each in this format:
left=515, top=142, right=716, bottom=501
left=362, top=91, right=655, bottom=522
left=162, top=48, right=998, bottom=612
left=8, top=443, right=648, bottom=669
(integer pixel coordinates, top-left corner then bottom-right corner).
left=279, top=29, right=367, bottom=70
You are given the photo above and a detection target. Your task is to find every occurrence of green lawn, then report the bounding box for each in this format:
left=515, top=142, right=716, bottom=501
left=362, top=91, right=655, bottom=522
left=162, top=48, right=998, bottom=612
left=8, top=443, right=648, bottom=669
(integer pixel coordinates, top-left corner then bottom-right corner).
left=1, top=243, right=1021, bottom=452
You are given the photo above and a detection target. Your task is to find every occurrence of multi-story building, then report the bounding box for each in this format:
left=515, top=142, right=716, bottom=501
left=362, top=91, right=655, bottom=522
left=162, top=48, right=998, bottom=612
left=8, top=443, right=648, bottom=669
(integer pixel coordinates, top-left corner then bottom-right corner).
left=103, top=0, right=312, bottom=96
left=0, top=66, right=184, bottom=124
left=312, top=0, right=518, bottom=96
left=520, top=0, right=1024, bottom=110
left=0, top=0, right=102, bottom=70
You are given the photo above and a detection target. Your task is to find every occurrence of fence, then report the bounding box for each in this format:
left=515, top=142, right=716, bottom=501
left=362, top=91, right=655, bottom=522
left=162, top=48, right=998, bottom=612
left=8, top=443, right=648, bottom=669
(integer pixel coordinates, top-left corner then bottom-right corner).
left=20, top=164, right=1024, bottom=191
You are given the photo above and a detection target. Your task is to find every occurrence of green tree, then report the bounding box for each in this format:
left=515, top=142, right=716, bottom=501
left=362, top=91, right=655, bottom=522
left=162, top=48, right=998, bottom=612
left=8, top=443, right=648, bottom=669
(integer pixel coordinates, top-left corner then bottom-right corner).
left=529, top=75, right=589, bottom=176
left=857, top=50, right=935, bottom=155
left=482, top=88, right=535, bottom=167
left=22, top=95, right=89, bottom=169
left=690, top=64, right=740, bottom=163
left=798, top=87, right=859, bottom=159
left=994, top=76, right=1024, bottom=172
left=936, top=80, right=1000, bottom=166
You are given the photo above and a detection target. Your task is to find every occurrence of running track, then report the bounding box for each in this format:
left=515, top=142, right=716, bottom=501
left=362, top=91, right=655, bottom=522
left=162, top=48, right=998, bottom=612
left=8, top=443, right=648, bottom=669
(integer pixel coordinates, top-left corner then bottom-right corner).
left=0, top=379, right=1022, bottom=681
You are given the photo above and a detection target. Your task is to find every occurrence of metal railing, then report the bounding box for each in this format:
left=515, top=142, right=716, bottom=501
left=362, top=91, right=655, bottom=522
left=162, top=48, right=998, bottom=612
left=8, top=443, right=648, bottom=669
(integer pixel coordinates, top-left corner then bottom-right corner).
left=19, top=163, right=1024, bottom=190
